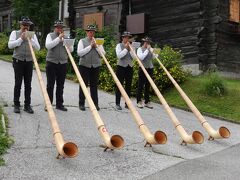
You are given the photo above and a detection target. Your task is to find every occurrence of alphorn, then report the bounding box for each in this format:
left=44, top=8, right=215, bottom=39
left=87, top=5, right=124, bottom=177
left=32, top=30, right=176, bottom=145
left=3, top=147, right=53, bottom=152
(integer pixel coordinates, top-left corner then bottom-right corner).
left=65, top=45, right=124, bottom=151
left=93, top=38, right=167, bottom=146
left=129, top=45, right=204, bottom=145
left=155, top=57, right=230, bottom=140
left=26, top=33, right=78, bottom=158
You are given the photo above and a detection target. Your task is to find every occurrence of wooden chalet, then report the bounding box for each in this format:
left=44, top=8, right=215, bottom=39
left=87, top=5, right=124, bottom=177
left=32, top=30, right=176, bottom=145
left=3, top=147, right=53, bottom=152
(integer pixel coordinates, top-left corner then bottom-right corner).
left=66, top=0, right=240, bottom=74
left=1, top=0, right=239, bottom=74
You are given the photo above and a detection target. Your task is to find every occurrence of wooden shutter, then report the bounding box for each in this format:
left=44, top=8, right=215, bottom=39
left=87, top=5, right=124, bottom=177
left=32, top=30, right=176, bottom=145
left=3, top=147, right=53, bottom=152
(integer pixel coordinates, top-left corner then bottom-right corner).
left=230, top=0, right=240, bottom=22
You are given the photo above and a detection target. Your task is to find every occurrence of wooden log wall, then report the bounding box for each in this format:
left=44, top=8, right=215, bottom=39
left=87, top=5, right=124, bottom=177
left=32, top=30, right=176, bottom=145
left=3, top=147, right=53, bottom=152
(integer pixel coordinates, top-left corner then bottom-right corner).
left=130, top=0, right=203, bottom=64
left=216, top=0, right=240, bottom=73
left=0, top=0, right=12, bottom=33
left=198, top=0, right=217, bottom=70
left=68, top=0, right=76, bottom=37
left=73, top=0, right=122, bottom=32
left=71, top=0, right=240, bottom=72
left=0, top=0, right=11, bottom=10
left=119, top=0, right=129, bottom=34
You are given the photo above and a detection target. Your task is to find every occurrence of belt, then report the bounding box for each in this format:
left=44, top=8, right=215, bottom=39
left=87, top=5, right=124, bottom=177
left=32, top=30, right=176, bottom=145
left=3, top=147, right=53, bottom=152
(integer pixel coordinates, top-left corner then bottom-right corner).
left=13, top=58, right=27, bottom=62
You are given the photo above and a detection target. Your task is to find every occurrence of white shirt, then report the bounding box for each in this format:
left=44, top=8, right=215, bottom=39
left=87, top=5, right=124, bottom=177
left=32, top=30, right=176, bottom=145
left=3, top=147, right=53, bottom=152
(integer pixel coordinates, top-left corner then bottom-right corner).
left=137, top=47, right=158, bottom=61
left=8, top=30, right=40, bottom=50
left=45, top=34, right=73, bottom=52
left=115, top=43, right=135, bottom=59
left=77, top=39, right=105, bottom=57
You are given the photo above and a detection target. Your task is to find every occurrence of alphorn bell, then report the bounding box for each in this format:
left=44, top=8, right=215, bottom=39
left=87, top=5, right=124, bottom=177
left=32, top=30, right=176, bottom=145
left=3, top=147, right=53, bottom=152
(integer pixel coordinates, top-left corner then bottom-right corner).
left=26, top=32, right=78, bottom=158
left=129, top=45, right=204, bottom=145
left=93, top=38, right=167, bottom=147
left=155, top=57, right=230, bottom=140
left=64, top=45, right=124, bottom=151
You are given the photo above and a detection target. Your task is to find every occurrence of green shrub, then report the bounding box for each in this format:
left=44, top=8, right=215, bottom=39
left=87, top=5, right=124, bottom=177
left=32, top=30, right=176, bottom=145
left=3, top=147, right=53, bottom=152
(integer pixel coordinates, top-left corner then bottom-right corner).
left=35, top=48, right=47, bottom=64
left=0, top=106, right=13, bottom=165
left=152, top=46, right=187, bottom=92
left=99, top=41, right=117, bottom=92
left=0, top=33, right=12, bottom=55
left=202, top=72, right=227, bottom=96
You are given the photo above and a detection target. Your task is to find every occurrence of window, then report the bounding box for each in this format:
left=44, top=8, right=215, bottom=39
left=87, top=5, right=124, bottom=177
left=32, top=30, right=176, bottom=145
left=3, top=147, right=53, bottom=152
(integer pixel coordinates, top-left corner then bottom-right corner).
left=230, top=0, right=240, bottom=23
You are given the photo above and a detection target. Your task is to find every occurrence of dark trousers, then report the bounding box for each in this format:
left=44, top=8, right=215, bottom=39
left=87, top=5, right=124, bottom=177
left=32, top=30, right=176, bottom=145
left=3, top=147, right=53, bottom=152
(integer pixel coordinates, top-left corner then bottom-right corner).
left=115, top=65, right=133, bottom=105
left=46, top=62, right=67, bottom=107
left=137, top=68, right=153, bottom=104
left=78, top=65, right=100, bottom=106
left=13, top=58, right=33, bottom=107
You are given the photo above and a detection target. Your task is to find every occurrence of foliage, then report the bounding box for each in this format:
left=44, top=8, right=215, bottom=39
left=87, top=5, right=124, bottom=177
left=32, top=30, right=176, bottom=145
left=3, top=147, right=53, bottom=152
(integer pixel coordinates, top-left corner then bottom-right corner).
left=0, top=106, right=13, bottom=165
left=12, top=0, right=58, bottom=45
left=35, top=48, right=47, bottom=64
left=0, top=55, right=12, bottom=62
left=0, top=33, right=13, bottom=55
left=202, top=72, right=227, bottom=96
left=152, top=46, right=187, bottom=92
left=99, top=41, right=117, bottom=92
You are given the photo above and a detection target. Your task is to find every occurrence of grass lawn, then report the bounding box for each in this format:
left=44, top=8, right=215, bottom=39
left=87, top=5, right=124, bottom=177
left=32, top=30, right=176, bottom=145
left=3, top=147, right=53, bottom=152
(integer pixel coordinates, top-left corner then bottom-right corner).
left=160, top=75, right=240, bottom=123
left=0, top=54, right=12, bottom=62
left=0, top=54, right=46, bottom=71
left=0, top=106, right=13, bottom=165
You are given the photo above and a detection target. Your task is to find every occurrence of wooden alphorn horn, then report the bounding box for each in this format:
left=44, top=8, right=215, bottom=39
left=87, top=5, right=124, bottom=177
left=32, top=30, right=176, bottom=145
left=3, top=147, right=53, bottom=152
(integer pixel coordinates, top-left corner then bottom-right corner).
left=129, top=45, right=204, bottom=145
left=26, top=34, right=78, bottom=158
left=65, top=45, right=124, bottom=151
left=93, top=38, right=167, bottom=146
left=155, top=57, right=230, bottom=140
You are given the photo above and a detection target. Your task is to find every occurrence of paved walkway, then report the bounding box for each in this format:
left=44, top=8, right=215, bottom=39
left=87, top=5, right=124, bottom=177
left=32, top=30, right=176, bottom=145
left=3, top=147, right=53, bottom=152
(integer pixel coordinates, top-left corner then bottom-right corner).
left=0, top=60, right=239, bottom=180
left=143, top=143, right=240, bottom=180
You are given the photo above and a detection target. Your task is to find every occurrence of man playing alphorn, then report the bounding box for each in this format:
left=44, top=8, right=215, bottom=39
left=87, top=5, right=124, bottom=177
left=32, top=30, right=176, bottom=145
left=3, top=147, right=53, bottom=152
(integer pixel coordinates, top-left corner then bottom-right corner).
left=45, top=20, right=73, bottom=111
left=115, top=31, right=135, bottom=110
left=77, top=24, right=105, bottom=111
left=136, top=37, right=158, bottom=109
left=8, top=16, right=40, bottom=114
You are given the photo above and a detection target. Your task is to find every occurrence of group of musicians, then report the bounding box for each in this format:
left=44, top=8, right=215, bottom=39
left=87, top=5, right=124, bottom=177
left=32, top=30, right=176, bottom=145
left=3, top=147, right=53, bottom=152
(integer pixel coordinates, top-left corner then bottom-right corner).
left=8, top=16, right=158, bottom=114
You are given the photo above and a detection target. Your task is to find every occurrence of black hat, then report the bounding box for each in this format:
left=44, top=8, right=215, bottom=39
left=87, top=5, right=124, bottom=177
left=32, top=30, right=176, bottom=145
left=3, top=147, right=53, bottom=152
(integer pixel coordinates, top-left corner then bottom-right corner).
left=54, top=20, right=65, bottom=27
left=19, top=16, right=33, bottom=25
left=121, top=31, right=132, bottom=37
left=142, top=36, right=152, bottom=43
left=85, top=24, right=97, bottom=32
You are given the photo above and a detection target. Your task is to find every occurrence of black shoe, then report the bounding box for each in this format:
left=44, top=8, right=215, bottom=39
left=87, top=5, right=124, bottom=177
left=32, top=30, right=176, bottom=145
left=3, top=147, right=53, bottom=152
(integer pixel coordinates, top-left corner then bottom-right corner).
left=56, top=105, right=68, bottom=111
left=115, top=104, right=122, bottom=110
left=96, top=106, right=100, bottom=111
left=24, top=106, right=34, bottom=114
left=79, top=105, right=86, bottom=111
left=125, top=104, right=129, bottom=109
left=14, top=105, right=20, bottom=113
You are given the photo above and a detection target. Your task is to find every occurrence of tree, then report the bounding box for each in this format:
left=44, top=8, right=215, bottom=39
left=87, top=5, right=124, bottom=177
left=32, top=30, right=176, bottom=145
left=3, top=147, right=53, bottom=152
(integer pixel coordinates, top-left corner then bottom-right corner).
left=13, top=0, right=59, bottom=46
